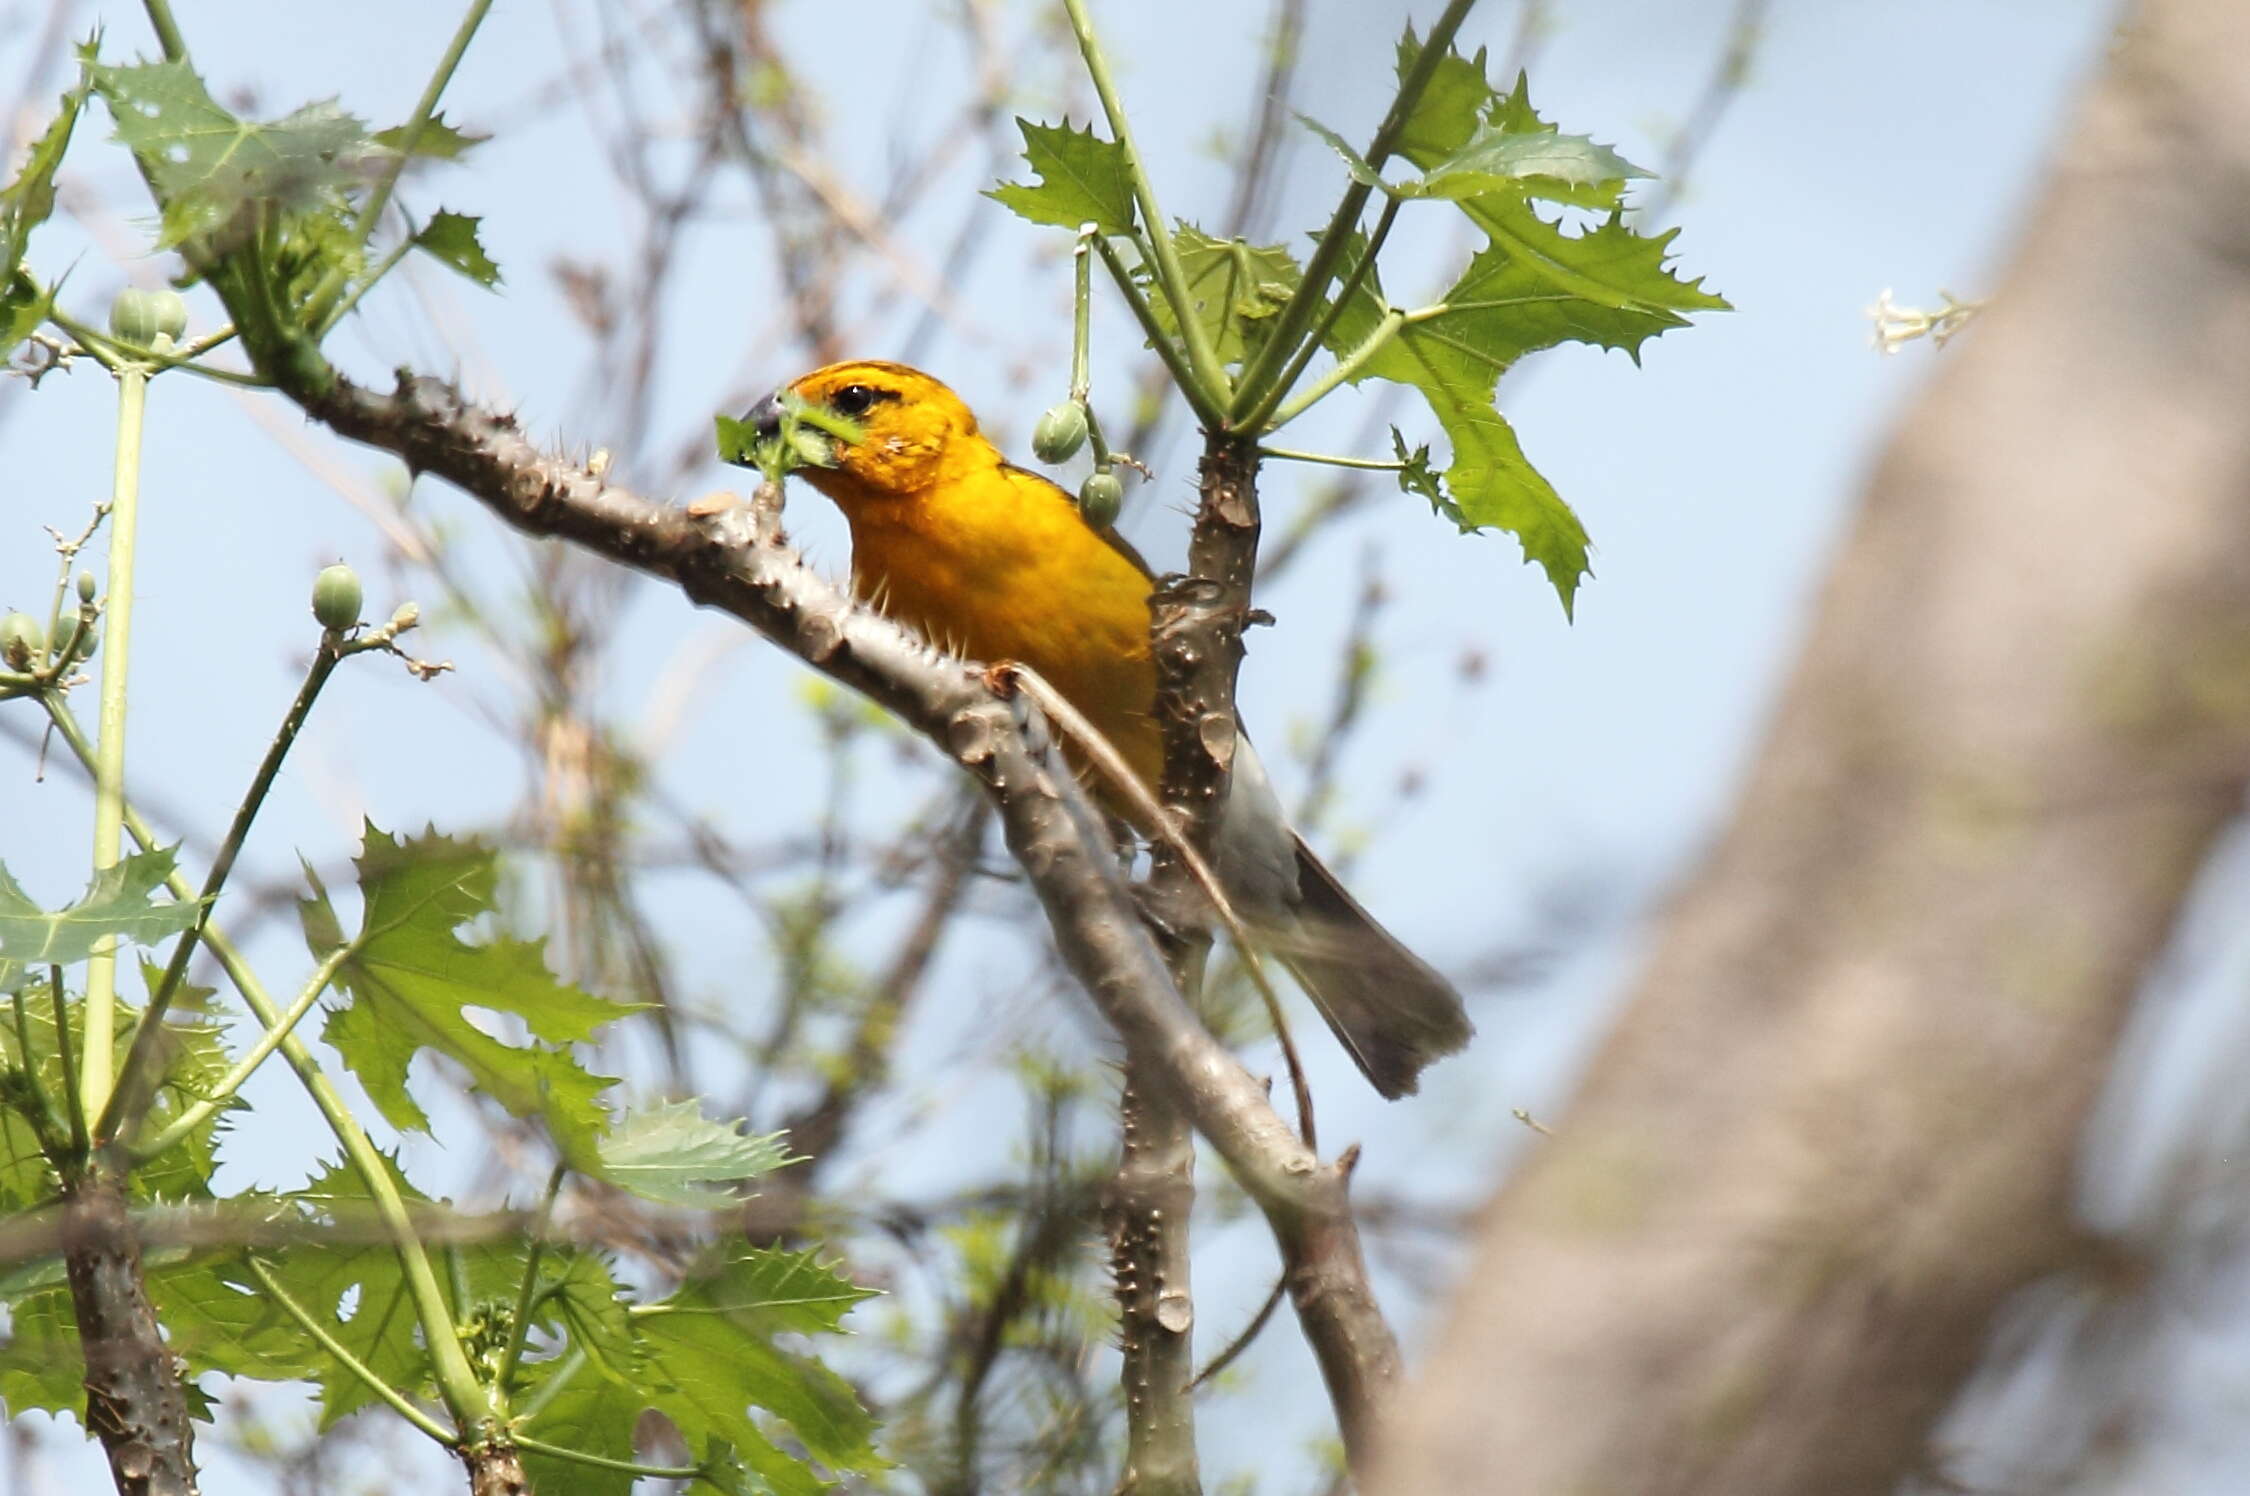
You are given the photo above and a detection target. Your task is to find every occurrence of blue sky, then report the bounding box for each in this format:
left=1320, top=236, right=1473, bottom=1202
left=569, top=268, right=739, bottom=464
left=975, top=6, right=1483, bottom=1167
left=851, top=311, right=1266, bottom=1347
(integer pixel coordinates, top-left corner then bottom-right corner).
left=0, top=1, right=2163, bottom=1490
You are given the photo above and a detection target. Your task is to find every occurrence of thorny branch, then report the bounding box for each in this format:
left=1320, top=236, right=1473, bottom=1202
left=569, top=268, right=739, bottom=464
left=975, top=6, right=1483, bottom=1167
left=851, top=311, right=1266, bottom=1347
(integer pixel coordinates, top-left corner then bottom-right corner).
left=266, top=366, right=1402, bottom=1467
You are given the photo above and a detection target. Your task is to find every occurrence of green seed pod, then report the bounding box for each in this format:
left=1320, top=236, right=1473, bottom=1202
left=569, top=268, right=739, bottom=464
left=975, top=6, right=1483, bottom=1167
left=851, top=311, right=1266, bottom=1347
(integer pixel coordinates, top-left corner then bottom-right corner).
left=0, top=611, right=43, bottom=670
left=1079, top=469, right=1124, bottom=529
left=312, top=563, right=363, bottom=633
left=1031, top=401, right=1089, bottom=465
left=109, top=287, right=189, bottom=346
left=76, top=569, right=96, bottom=604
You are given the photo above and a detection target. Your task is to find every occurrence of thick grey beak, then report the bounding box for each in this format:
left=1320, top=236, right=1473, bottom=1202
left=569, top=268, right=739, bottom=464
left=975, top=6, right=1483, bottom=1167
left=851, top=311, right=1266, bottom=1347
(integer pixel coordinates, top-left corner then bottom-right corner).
left=746, top=392, right=784, bottom=440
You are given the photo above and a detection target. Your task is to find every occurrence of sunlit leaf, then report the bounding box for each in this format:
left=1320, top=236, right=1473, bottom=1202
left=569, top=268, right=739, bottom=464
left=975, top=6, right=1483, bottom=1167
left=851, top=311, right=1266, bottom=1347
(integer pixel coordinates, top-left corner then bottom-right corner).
left=0, top=847, right=203, bottom=968
left=86, top=51, right=377, bottom=250
left=1140, top=222, right=1302, bottom=368
left=310, top=824, right=638, bottom=1172
left=411, top=209, right=499, bottom=288
left=373, top=112, right=487, bottom=161
left=0, top=74, right=87, bottom=350
left=597, top=1100, right=796, bottom=1209
left=986, top=117, right=1136, bottom=236
left=638, top=1243, right=881, bottom=1479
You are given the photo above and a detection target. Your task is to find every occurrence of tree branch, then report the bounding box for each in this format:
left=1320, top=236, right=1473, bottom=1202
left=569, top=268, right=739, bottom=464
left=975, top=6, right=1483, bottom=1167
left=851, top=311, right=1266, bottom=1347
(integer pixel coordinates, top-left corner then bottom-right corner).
left=270, top=367, right=1398, bottom=1462
left=60, top=1167, right=200, bottom=1496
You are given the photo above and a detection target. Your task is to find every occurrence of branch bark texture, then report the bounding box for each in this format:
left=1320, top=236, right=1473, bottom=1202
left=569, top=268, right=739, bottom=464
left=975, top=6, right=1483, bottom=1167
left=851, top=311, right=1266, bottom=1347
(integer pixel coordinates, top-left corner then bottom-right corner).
left=1153, top=435, right=1403, bottom=1466
left=61, top=1167, right=199, bottom=1496
left=1373, top=4, right=2250, bottom=1493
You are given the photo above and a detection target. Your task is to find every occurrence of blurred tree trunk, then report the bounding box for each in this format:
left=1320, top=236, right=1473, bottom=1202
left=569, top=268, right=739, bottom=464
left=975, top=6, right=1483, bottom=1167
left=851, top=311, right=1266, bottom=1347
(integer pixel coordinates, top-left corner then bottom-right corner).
left=1371, top=3, right=2250, bottom=1493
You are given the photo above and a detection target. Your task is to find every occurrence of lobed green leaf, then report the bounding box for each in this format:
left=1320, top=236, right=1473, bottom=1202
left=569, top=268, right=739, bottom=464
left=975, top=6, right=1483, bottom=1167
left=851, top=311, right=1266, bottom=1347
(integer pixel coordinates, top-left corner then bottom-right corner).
left=596, top=1100, right=796, bottom=1209
left=0, top=73, right=87, bottom=351
left=309, top=824, right=638, bottom=1174
left=85, top=52, right=378, bottom=251
left=372, top=112, right=487, bottom=162
left=411, top=209, right=500, bottom=288
left=637, top=1242, right=881, bottom=1479
left=985, top=118, right=1136, bottom=236
left=0, top=847, right=204, bottom=971
left=1140, top=222, right=1303, bottom=369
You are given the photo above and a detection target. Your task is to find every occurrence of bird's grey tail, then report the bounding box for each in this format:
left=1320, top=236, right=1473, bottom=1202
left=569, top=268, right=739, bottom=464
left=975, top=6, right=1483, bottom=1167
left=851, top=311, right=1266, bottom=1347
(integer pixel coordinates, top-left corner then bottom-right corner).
left=1265, top=837, right=1473, bottom=1099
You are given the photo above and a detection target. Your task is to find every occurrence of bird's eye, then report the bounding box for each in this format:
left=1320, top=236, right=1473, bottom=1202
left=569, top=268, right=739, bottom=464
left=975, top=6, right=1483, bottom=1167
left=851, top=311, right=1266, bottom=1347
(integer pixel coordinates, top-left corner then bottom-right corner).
left=831, top=384, right=880, bottom=417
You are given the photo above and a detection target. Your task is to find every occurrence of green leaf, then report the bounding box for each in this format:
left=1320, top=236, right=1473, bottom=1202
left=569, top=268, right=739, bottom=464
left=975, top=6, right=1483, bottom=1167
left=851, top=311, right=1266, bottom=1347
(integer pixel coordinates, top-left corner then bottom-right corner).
left=0, top=269, right=58, bottom=363
left=596, top=1100, right=796, bottom=1209
left=638, top=1243, right=880, bottom=1479
left=985, top=118, right=1136, bottom=236
left=257, top=1155, right=435, bottom=1426
left=0, top=1279, right=84, bottom=1417
left=1140, top=223, right=1302, bottom=368
left=1390, top=428, right=1447, bottom=516
left=1303, top=101, right=1647, bottom=212
left=1301, top=40, right=1728, bottom=617
left=373, top=112, right=487, bottom=161
left=1319, top=232, right=1592, bottom=611
left=1389, top=38, right=1726, bottom=334
left=1390, top=27, right=1496, bottom=163
left=126, top=958, right=234, bottom=1202
left=701, top=1435, right=824, bottom=1496
left=149, top=1242, right=331, bottom=1387
left=520, top=1360, right=640, bottom=1496
left=85, top=51, right=377, bottom=249
left=0, top=847, right=203, bottom=968
left=547, top=1250, right=637, bottom=1387
left=1295, top=114, right=1384, bottom=188
left=412, top=209, right=500, bottom=288
left=314, top=825, right=636, bottom=1172
left=714, top=413, right=759, bottom=468
left=1413, top=118, right=1650, bottom=210
left=0, top=75, right=87, bottom=350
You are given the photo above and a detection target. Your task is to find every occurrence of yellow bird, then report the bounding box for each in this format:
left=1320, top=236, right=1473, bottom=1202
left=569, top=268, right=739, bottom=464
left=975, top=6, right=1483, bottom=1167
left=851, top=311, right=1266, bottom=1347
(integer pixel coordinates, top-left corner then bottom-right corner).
left=745, top=361, right=1471, bottom=1097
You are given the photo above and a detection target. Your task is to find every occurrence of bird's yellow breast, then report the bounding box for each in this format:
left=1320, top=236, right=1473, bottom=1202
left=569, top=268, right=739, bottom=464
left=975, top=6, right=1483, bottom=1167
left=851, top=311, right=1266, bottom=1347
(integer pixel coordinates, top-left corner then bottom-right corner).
left=816, top=455, right=1164, bottom=790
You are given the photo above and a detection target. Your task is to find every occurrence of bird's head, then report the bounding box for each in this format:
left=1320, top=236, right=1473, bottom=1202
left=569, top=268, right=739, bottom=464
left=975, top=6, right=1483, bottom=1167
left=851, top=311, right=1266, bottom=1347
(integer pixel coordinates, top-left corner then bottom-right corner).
left=742, top=360, right=984, bottom=505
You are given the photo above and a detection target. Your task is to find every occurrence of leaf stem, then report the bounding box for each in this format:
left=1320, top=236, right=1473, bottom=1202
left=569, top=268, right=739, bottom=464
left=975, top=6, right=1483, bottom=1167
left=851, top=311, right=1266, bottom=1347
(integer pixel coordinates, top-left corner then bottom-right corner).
left=1267, top=307, right=1407, bottom=429
left=508, top=1435, right=700, bottom=1482
left=244, top=1254, right=457, bottom=1444
left=493, top=1162, right=568, bottom=1403
left=1244, top=194, right=1401, bottom=433
left=354, top=0, right=495, bottom=245
left=80, top=349, right=154, bottom=1124
left=1071, top=229, right=1095, bottom=402
left=508, top=1346, right=582, bottom=1425
left=317, top=232, right=417, bottom=335
left=1228, top=0, right=1480, bottom=423
left=138, top=0, right=189, bottom=61
left=1059, top=0, right=1231, bottom=409
left=48, top=966, right=86, bottom=1155
left=1092, top=235, right=1220, bottom=426
left=100, top=634, right=345, bottom=1143
left=48, top=309, right=270, bottom=389
left=9, top=986, right=69, bottom=1162
left=125, top=934, right=357, bottom=1163
left=1255, top=446, right=1409, bottom=472
left=253, top=1015, right=492, bottom=1434
left=41, top=695, right=286, bottom=1032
